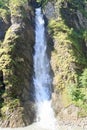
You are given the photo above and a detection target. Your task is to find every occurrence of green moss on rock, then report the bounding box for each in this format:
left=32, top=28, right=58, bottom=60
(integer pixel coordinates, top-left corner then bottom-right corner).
left=47, top=0, right=87, bottom=116
left=0, top=0, right=34, bottom=126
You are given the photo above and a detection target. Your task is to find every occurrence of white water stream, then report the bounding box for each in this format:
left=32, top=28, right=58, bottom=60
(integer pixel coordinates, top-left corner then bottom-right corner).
left=33, top=7, right=56, bottom=130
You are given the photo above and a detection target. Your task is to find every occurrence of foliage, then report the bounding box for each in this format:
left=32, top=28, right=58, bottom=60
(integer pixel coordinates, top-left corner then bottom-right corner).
left=0, top=27, right=24, bottom=116
left=0, top=8, right=10, bottom=20
left=36, top=0, right=49, bottom=8
left=68, top=29, right=87, bottom=66
left=67, top=0, right=87, bottom=18
left=80, top=69, right=87, bottom=88
left=0, top=0, right=9, bottom=8
left=0, top=0, right=10, bottom=20
left=68, top=84, right=85, bottom=101
left=9, top=0, right=28, bottom=17
left=10, top=0, right=27, bottom=7
left=36, top=0, right=41, bottom=2
left=83, top=30, right=87, bottom=42
left=48, top=19, right=71, bottom=37
left=1, top=98, right=20, bottom=117
left=0, top=0, right=28, bottom=19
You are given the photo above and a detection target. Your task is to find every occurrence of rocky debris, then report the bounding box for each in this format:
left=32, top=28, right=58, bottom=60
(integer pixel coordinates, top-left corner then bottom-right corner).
left=58, top=117, right=87, bottom=130
left=58, top=105, right=79, bottom=121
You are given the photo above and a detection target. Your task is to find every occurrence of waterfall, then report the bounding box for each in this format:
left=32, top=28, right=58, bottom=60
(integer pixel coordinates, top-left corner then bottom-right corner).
left=33, top=7, right=57, bottom=130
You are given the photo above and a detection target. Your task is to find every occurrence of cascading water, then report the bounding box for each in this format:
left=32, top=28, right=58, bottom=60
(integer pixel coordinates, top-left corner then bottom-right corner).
left=33, top=7, right=57, bottom=130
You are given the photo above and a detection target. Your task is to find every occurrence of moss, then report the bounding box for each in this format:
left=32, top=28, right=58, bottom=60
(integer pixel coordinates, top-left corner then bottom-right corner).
left=67, top=0, right=87, bottom=18
left=0, top=8, right=10, bottom=20
left=1, top=98, right=20, bottom=118
left=48, top=0, right=87, bottom=113
left=7, top=99, right=20, bottom=110
left=0, top=0, right=9, bottom=7
left=1, top=106, right=7, bottom=117
left=49, top=21, right=77, bottom=107
left=0, top=24, right=25, bottom=107
left=61, top=88, right=72, bottom=107
left=78, top=109, right=87, bottom=118
left=9, top=0, right=28, bottom=17
left=73, top=88, right=87, bottom=117
left=0, top=0, right=10, bottom=21
left=0, top=0, right=28, bottom=20
left=36, top=0, right=41, bottom=2
left=0, top=0, right=34, bottom=124
left=10, top=0, right=27, bottom=6
left=0, top=26, right=25, bottom=118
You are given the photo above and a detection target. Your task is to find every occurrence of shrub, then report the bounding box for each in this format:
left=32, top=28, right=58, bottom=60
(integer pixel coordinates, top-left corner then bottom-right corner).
left=80, top=69, right=87, bottom=88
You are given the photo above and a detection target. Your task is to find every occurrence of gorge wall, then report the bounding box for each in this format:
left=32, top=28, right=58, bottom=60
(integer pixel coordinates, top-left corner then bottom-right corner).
left=44, top=0, right=87, bottom=124
left=0, top=0, right=35, bottom=127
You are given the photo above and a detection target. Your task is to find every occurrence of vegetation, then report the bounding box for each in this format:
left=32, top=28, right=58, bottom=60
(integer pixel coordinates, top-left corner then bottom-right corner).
left=67, top=0, right=87, bottom=18
left=0, top=0, right=28, bottom=19
left=0, top=0, right=29, bottom=119
left=36, top=0, right=49, bottom=8
left=48, top=0, right=87, bottom=116
left=0, top=0, right=9, bottom=8
left=0, top=0, right=10, bottom=21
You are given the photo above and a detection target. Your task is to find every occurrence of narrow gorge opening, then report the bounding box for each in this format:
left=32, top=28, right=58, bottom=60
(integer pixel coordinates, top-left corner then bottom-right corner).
left=33, top=7, right=57, bottom=129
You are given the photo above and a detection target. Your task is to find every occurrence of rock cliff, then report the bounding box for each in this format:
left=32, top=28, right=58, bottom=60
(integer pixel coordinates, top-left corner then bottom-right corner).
left=0, top=0, right=35, bottom=127
left=44, top=0, right=87, bottom=126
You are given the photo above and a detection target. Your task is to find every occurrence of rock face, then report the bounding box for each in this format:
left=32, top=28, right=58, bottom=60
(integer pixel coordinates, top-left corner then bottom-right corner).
left=44, top=0, right=87, bottom=124
left=0, top=0, right=35, bottom=127
left=0, top=18, right=10, bottom=40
